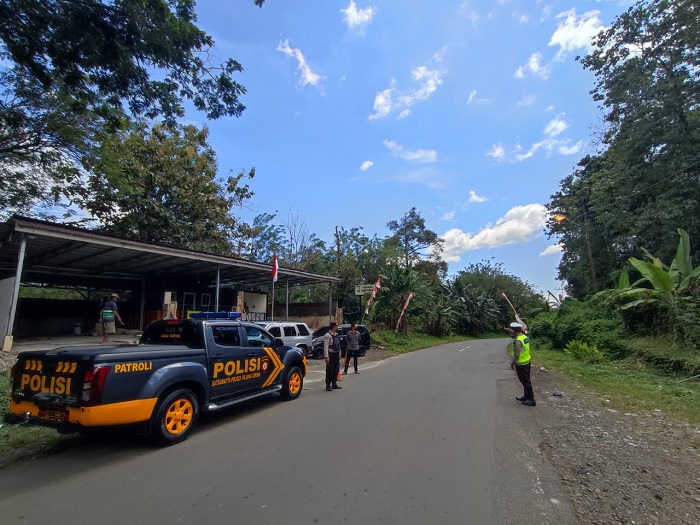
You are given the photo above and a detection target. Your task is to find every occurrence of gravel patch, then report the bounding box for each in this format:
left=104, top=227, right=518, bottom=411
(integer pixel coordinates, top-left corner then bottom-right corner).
left=534, top=366, right=700, bottom=525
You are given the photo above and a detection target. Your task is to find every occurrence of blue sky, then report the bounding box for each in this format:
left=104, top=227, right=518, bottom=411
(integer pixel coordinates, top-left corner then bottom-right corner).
left=189, top=0, right=634, bottom=296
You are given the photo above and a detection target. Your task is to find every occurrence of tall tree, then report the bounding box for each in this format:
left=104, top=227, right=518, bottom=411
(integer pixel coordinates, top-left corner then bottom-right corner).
left=386, top=207, right=444, bottom=268
left=279, top=208, right=326, bottom=271
left=241, top=212, right=285, bottom=263
left=546, top=156, right=620, bottom=298
left=0, top=0, right=264, bottom=218
left=563, top=0, right=700, bottom=288
left=82, top=122, right=255, bottom=254
left=455, top=259, right=545, bottom=328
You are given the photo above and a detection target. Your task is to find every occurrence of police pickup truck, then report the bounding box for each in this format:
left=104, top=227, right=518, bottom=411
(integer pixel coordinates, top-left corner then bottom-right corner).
left=4, top=313, right=306, bottom=445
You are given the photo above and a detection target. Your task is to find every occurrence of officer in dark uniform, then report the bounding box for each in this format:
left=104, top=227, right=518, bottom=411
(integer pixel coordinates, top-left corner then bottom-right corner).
left=324, top=322, right=342, bottom=391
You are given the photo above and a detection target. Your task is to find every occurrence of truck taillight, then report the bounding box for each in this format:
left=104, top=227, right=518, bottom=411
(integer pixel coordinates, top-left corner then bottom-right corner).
left=82, top=366, right=110, bottom=405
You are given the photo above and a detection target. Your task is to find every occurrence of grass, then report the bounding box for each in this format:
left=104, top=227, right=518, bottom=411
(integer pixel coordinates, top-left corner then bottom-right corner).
left=532, top=343, right=700, bottom=425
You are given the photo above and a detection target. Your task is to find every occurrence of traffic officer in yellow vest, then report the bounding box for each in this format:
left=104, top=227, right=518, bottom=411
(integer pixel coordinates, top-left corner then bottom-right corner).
left=510, top=322, right=535, bottom=406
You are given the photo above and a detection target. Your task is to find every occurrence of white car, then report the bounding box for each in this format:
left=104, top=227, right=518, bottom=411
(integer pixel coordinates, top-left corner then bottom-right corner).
left=258, top=322, right=313, bottom=356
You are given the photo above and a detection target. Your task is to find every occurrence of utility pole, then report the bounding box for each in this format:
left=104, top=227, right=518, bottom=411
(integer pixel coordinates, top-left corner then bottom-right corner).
left=582, top=203, right=598, bottom=293
left=335, top=226, right=341, bottom=269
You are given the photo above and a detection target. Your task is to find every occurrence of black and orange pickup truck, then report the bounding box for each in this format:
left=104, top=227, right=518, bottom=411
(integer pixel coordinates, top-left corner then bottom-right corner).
left=4, top=314, right=306, bottom=445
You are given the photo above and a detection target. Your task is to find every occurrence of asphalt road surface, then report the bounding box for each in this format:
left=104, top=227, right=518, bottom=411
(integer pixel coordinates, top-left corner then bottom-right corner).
left=0, top=338, right=577, bottom=525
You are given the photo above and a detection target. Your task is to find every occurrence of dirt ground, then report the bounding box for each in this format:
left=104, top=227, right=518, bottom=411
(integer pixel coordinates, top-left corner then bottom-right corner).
left=533, top=365, right=700, bottom=525
left=2, top=345, right=700, bottom=524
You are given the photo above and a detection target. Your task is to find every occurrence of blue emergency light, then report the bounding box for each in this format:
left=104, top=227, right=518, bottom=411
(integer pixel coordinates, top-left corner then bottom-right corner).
left=189, top=312, right=242, bottom=320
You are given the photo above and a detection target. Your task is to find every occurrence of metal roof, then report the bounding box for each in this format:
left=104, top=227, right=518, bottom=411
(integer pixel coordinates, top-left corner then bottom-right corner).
left=0, top=216, right=340, bottom=290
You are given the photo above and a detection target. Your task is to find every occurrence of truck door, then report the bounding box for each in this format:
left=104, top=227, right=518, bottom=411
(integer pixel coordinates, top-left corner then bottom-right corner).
left=242, top=325, right=284, bottom=391
left=208, top=325, right=259, bottom=401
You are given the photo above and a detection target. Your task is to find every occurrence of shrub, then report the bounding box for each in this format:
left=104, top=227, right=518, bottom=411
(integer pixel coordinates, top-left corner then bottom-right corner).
left=564, top=339, right=607, bottom=364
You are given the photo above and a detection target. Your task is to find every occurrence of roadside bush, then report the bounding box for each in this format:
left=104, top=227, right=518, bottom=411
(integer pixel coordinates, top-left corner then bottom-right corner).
left=529, top=299, right=624, bottom=351
left=564, top=339, right=607, bottom=364
left=529, top=313, right=555, bottom=342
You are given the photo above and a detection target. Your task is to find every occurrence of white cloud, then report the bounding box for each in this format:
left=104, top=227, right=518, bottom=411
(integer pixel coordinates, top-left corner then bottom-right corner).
left=458, top=2, right=480, bottom=24
left=442, top=204, right=548, bottom=262
left=467, top=90, right=477, bottom=104
left=277, top=40, right=323, bottom=86
left=558, top=140, right=584, bottom=155
left=514, top=52, right=551, bottom=79
left=540, top=244, right=563, bottom=256
left=369, top=56, right=445, bottom=120
left=517, top=95, right=537, bottom=106
left=544, top=115, right=568, bottom=137
left=397, top=109, right=411, bottom=120
left=487, top=143, right=506, bottom=162
left=359, top=160, right=374, bottom=171
left=363, top=167, right=448, bottom=189
left=469, top=190, right=487, bottom=203
left=442, top=210, right=456, bottom=221
left=540, top=4, right=553, bottom=22
left=514, top=137, right=583, bottom=161
left=383, top=139, right=437, bottom=163
left=369, top=82, right=395, bottom=119
left=515, top=12, right=529, bottom=24
left=549, top=9, right=606, bottom=59
left=341, top=1, right=377, bottom=29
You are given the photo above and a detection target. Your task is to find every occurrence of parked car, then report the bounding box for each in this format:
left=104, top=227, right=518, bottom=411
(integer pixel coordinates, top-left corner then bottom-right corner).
left=310, top=324, right=371, bottom=359
left=258, top=321, right=313, bottom=356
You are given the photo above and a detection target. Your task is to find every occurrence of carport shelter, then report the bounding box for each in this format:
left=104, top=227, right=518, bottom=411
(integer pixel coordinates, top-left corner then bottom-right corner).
left=0, top=216, right=340, bottom=351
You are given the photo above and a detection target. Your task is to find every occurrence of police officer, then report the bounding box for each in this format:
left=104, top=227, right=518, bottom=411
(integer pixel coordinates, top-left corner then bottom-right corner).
left=324, top=322, right=342, bottom=391
left=510, top=322, right=535, bottom=406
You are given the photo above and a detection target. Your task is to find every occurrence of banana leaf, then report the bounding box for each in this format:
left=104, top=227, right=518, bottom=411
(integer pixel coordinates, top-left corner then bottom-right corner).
left=629, top=258, right=675, bottom=293
left=674, top=228, right=692, bottom=278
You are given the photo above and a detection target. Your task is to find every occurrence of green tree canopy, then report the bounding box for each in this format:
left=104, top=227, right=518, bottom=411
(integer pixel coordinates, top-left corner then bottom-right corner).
left=386, top=207, right=444, bottom=268
left=548, top=0, right=700, bottom=298
left=0, top=0, right=264, bottom=218
left=82, top=122, right=255, bottom=254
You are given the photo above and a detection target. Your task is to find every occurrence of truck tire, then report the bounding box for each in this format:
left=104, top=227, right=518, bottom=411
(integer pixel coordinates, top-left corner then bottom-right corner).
left=313, top=346, right=323, bottom=359
left=151, top=388, right=199, bottom=445
left=359, top=345, right=367, bottom=357
left=280, top=366, right=303, bottom=401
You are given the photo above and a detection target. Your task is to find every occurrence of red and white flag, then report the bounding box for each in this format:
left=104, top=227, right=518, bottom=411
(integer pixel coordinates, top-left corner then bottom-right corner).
left=272, top=254, right=279, bottom=283
left=395, top=292, right=416, bottom=331
left=402, top=291, right=415, bottom=311
left=364, top=277, right=382, bottom=315
left=502, top=291, right=527, bottom=332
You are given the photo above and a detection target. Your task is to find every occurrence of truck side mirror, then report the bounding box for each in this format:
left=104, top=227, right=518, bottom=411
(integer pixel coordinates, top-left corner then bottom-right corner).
left=274, top=337, right=285, bottom=348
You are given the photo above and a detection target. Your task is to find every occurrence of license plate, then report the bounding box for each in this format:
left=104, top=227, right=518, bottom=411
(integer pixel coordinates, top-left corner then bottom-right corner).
left=41, top=410, right=68, bottom=422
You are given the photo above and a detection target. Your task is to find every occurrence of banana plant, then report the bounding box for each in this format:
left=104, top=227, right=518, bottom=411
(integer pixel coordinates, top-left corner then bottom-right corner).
left=616, top=229, right=700, bottom=309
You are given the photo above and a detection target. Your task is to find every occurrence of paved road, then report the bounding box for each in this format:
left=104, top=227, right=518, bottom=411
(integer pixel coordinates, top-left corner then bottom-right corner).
left=0, top=338, right=577, bottom=525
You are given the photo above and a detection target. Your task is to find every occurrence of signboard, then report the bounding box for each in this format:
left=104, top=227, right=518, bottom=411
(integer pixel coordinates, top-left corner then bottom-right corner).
left=354, top=284, right=375, bottom=295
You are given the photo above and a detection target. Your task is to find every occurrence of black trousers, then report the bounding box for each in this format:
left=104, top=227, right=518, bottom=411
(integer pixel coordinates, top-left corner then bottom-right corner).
left=326, top=353, right=340, bottom=386
left=344, top=350, right=359, bottom=372
left=515, top=362, right=534, bottom=401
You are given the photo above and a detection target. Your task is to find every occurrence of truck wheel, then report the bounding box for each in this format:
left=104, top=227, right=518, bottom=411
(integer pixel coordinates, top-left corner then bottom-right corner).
left=280, top=366, right=303, bottom=401
left=313, top=347, right=323, bottom=359
left=151, top=388, right=199, bottom=445
left=359, top=346, right=367, bottom=357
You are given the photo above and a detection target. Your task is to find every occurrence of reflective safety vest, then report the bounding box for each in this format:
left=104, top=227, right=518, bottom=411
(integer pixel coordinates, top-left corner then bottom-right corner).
left=515, top=334, right=531, bottom=365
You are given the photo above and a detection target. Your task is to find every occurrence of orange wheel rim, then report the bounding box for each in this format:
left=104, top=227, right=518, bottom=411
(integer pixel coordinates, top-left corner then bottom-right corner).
left=289, top=372, right=302, bottom=395
left=164, top=398, right=194, bottom=435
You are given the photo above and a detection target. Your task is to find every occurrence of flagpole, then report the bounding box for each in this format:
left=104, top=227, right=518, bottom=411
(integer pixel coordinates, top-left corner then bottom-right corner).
left=271, top=253, right=279, bottom=322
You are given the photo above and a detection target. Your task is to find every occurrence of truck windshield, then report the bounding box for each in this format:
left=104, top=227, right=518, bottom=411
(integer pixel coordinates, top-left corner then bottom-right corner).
left=141, top=321, right=204, bottom=348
